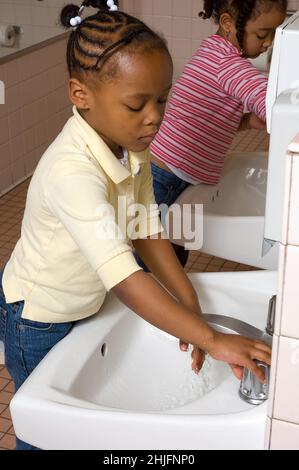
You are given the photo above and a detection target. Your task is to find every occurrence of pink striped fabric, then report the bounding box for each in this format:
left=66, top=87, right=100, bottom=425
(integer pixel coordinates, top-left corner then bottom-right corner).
left=151, top=35, right=268, bottom=184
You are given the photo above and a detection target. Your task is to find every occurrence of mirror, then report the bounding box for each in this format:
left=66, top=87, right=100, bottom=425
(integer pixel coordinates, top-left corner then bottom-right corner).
left=0, top=0, right=119, bottom=60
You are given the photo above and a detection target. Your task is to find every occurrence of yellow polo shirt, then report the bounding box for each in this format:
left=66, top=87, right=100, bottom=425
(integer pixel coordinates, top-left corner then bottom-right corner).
left=3, top=107, right=162, bottom=322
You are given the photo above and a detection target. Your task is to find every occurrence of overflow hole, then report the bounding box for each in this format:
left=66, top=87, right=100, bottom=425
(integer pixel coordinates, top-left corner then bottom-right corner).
left=100, top=343, right=108, bottom=357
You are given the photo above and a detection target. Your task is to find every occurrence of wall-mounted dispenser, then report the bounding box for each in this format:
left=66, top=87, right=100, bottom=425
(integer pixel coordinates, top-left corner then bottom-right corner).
left=264, top=11, right=299, bottom=253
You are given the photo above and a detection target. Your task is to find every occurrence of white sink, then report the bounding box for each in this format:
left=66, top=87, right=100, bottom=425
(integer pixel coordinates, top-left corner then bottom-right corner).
left=10, top=271, right=277, bottom=450
left=174, top=151, right=278, bottom=270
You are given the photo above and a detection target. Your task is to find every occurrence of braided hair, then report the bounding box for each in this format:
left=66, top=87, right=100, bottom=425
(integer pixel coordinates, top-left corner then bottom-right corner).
left=199, top=0, right=287, bottom=51
left=60, top=1, right=169, bottom=85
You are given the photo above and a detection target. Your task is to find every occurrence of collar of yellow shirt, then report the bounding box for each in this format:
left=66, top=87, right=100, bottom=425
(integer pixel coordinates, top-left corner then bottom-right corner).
left=73, top=106, right=149, bottom=185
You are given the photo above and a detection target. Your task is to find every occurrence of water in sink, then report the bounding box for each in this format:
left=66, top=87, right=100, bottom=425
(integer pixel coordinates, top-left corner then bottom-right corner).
left=68, top=314, right=228, bottom=412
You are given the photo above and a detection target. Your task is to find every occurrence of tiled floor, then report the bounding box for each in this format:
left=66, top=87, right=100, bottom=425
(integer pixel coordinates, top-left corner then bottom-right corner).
left=0, top=128, right=267, bottom=449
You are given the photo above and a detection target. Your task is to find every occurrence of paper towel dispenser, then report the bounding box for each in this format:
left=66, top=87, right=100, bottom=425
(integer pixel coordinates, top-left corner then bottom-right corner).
left=263, top=10, right=299, bottom=250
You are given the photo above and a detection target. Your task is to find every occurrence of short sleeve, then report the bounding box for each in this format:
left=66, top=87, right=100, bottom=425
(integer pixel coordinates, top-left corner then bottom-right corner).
left=45, top=157, right=142, bottom=290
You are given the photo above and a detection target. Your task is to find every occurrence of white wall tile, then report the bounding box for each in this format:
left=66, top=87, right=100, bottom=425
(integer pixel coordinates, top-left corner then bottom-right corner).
left=267, top=333, right=279, bottom=418
left=270, top=419, right=299, bottom=450
left=280, top=245, right=299, bottom=338
left=274, top=244, right=286, bottom=336
left=288, top=157, right=299, bottom=245
left=273, top=336, right=299, bottom=424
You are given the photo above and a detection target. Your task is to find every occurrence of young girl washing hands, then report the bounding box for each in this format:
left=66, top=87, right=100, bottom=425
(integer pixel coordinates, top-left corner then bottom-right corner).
left=0, top=0, right=271, bottom=450
left=150, top=0, right=287, bottom=267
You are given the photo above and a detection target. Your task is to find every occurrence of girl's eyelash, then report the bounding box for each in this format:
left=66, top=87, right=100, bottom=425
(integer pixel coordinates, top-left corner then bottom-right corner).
left=127, top=105, right=143, bottom=112
left=127, top=99, right=168, bottom=112
left=256, top=34, right=268, bottom=40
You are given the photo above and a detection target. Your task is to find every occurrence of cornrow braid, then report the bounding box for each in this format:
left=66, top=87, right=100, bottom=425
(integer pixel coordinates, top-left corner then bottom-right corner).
left=233, top=0, right=257, bottom=52
left=60, top=2, right=169, bottom=84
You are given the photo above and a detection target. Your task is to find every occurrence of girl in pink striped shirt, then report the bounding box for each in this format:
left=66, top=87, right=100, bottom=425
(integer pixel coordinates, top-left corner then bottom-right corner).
left=149, top=0, right=287, bottom=267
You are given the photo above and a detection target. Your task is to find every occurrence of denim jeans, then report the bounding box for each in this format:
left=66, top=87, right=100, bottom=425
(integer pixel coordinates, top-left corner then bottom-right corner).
left=0, top=270, right=74, bottom=450
left=135, top=162, right=190, bottom=271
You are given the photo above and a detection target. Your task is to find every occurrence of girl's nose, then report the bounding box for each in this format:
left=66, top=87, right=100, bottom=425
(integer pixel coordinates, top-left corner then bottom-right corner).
left=263, top=39, right=272, bottom=49
left=144, top=106, right=163, bottom=127
left=264, top=33, right=275, bottom=49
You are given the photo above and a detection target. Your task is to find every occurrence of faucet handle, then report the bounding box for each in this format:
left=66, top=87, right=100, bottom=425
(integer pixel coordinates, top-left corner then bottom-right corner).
left=239, top=361, right=270, bottom=405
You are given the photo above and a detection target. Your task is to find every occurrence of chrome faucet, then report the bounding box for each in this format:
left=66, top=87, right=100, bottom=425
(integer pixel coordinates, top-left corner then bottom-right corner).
left=239, top=295, right=276, bottom=405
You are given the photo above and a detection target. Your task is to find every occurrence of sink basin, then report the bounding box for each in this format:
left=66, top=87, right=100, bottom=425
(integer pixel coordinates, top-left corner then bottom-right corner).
left=10, top=271, right=277, bottom=450
left=173, top=151, right=278, bottom=269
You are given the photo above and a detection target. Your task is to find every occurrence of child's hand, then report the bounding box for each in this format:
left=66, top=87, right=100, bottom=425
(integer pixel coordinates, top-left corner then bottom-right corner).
left=247, top=113, right=266, bottom=130
left=238, top=113, right=266, bottom=131
left=207, top=332, right=271, bottom=383
left=179, top=340, right=206, bottom=374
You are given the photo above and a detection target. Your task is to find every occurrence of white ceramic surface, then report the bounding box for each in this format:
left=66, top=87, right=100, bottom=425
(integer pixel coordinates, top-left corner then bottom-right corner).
left=11, top=271, right=277, bottom=450
left=174, top=151, right=278, bottom=269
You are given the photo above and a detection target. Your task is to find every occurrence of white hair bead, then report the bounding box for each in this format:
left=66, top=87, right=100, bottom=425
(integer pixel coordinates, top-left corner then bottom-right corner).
left=70, top=17, right=78, bottom=26
left=107, top=0, right=115, bottom=6
left=109, top=5, right=118, bottom=11
left=70, top=15, right=82, bottom=27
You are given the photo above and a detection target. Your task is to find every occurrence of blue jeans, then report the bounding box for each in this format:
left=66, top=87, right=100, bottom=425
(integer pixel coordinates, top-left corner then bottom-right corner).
left=135, top=162, right=190, bottom=271
left=0, top=270, right=74, bottom=450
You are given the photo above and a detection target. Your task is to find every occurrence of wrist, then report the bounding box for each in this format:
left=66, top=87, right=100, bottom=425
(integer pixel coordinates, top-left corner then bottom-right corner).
left=198, top=325, right=217, bottom=352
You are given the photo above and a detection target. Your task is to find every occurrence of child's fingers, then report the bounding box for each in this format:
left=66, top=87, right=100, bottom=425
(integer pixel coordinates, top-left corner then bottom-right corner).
left=229, top=364, right=244, bottom=380
left=191, top=347, right=205, bottom=373
left=254, top=340, right=272, bottom=353
left=247, top=359, right=267, bottom=383
left=251, top=346, right=272, bottom=365
left=179, top=339, right=189, bottom=351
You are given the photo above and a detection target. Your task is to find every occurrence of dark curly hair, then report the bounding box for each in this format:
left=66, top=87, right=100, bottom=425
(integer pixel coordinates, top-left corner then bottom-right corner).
left=199, top=0, right=287, bottom=51
left=60, top=1, right=170, bottom=85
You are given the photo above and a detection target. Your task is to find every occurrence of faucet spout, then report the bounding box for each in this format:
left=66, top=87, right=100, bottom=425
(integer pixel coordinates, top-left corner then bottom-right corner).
left=239, top=295, right=275, bottom=405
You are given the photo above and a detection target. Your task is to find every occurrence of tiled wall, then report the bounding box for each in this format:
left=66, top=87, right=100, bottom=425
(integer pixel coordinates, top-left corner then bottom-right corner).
left=0, top=0, right=298, bottom=194
left=266, top=141, right=299, bottom=450
left=0, top=0, right=103, bottom=58
left=122, top=0, right=217, bottom=80
left=288, top=0, right=299, bottom=10
left=0, top=36, right=72, bottom=196
left=1, top=1, right=298, bottom=59
left=0, top=0, right=64, bottom=57
left=122, top=1, right=299, bottom=80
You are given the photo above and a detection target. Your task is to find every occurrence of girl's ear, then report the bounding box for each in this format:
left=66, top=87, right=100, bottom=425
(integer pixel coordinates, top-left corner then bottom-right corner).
left=69, top=78, right=91, bottom=110
left=219, top=12, right=235, bottom=37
